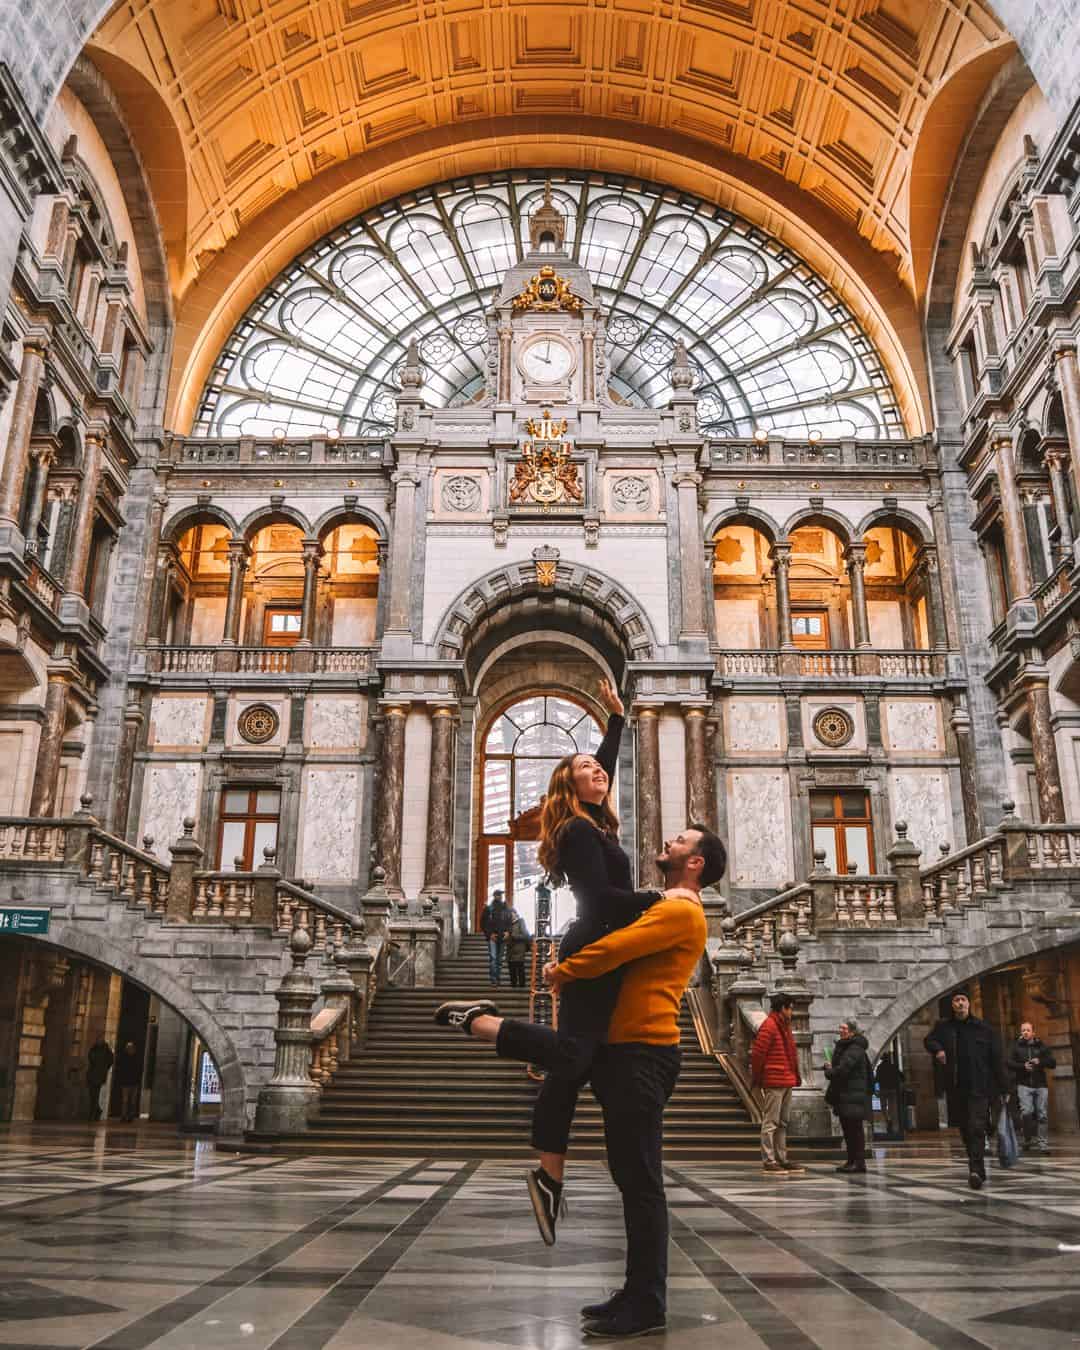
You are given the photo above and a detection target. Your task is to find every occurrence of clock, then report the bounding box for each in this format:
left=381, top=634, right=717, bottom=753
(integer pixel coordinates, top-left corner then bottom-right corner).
left=520, top=335, right=575, bottom=385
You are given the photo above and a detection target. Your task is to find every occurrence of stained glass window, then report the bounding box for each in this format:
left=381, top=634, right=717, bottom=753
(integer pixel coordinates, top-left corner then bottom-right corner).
left=195, top=171, right=903, bottom=441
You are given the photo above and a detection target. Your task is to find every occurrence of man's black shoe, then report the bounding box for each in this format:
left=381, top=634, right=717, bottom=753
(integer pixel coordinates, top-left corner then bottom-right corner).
left=968, top=1169, right=983, bottom=1190
left=433, top=1000, right=498, bottom=1034
left=527, top=1167, right=565, bottom=1245
left=582, top=1311, right=666, bottom=1339
left=581, top=1291, right=626, bottom=1320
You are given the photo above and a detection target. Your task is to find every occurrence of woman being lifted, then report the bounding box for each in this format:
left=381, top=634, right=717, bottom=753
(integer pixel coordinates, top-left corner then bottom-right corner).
left=435, top=678, right=662, bottom=1243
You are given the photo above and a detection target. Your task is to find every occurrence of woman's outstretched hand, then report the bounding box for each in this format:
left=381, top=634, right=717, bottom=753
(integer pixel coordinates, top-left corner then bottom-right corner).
left=544, top=961, right=567, bottom=993
left=597, top=677, right=624, bottom=717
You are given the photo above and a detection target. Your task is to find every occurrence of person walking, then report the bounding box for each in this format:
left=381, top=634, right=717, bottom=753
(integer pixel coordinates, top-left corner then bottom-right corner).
left=874, top=1051, right=904, bottom=1137
left=479, top=889, right=511, bottom=985
left=435, top=677, right=662, bottom=1244
left=114, top=1041, right=143, bottom=1123
left=1009, top=1020, right=1055, bottom=1153
left=751, top=993, right=805, bottom=1174
left=506, top=904, right=532, bottom=988
left=925, top=988, right=1009, bottom=1189
left=86, top=1036, right=113, bottom=1121
left=825, top=1019, right=873, bottom=1173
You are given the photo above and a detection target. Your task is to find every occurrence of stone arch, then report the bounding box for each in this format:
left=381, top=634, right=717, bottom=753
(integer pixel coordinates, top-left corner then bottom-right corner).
left=781, top=508, right=853, bottom=549
left=162, top=503, right=239, bottom=547
left=853, top=506, right=931, bottom=545
left=16, top=921, right=250, bottom=1133
left=863, top=924, right=1080, bottom=1061
left=239, top=504, right=311, bottom=544
left=704, top=505, right=781, bottom=545
left=432, top=560, right=659, bottom=674
left=1044, top=390, right=1067, bottom=439
left=312, top=503, right=387, bottom=545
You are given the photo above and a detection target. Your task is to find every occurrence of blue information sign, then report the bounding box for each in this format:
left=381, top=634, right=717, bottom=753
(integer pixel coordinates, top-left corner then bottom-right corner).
left=0, top=908, right=50, bottom=934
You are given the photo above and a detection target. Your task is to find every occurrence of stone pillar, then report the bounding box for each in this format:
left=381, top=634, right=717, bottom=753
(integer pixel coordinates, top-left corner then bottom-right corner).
left=1027, top=678, right=1065, bottom=823
left=22, top=446, right=53, bottom=557
left=166, top=819, right=205, bottom=921
left=29, top=670, right=71, bottom=816
left=1053, top=344, right=1080, bottom=499
left=135, top=492, right=171, bottom=648
left=111, top=697, right=145, bottom=837
left=992, top=431, right=1032, bottom=600
left=775, top=935, right=831, bottom=1139
left=221, top=538, right=247, bottom=645
left=497, top=323, right=512, bottom=403
left=916, top=546, right=949, bottom=651
left=886, top=822, right=923, bottom=924
left=949, top=700, right=982, bottom=843
left=298, top=537, right=321, bottom=647
left=11, top=955, right=69, bottom=1122
left=582, top=322, right=596, bottom=403
left=64, top=428, right=104, bottom=596
left=423, top=705, right=458, bottom=946
left=683, top=705, right=716, bottom=831
left=843, top=542, right=871, bottom=648
left=1044, top=447, right=1075, bottom=555
left=673, top=468, right=707, bottom=641
left=385, top=469, right=420, bottom=641
left=375, top=704, right=408, bottom=895
left=253, top=926, right=318, bottom=1136
left=770, top=542, right=793, bottom=647
left=0, top=335, right=49, bottom=538
left=635, top=707, right=662, bottom=887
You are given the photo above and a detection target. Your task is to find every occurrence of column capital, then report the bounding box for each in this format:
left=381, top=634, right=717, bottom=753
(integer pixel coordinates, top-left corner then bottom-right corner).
left=431, top=704, right=459, bottom=719
left=842, top=541, right=868, bottom=568
left=672, top=470, right=702, bottom=489
left=29, top=443, right=54, bottom=466
left=681, top=704, right=709, bottom=719
left=301, top=536, right=322, bottom=560
left=391, top=469, right=421, bottom=489
left=768, top=540, right=792, bottom=564
left=21, top=332, right=51, bottom=360
left=380, top=702, right=411, bottom=718
left=1052, top=342, right=1077, bottom=363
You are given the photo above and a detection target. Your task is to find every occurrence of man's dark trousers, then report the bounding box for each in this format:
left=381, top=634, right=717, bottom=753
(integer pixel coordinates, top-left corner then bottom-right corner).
left=950, top=1093, right=989, bottom=1171
left=591, top=1042, right=680, bottom=1323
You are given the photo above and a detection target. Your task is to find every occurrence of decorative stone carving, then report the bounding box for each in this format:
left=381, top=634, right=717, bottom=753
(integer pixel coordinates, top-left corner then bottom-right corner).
left=611, top=476, right=652, bottom=513
left=532, top=545, right=560, bottom=588
left=238, top=703, right=280, bottom=744
left=812, top=706, right=855, bottom=748
left=441, top=476, right=482, bottom=512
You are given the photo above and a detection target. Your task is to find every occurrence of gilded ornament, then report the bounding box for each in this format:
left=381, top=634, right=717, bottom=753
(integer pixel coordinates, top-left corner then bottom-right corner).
left=509, top=410, right=583, bottom=511
left=812, top=707, right=855, bottom=748
left=511, top=264, right=583, bottom=315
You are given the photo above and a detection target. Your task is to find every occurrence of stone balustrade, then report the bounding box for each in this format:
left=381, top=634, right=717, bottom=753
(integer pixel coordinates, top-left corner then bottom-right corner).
left=193, top=872, right=254, bottom=921
left=715, top=649, right=947, bottom=681
left=309, top=1004, right=347, bottom=1089
left=919, top=834, right=1006, bottom=916
left=149, top=645, right=376, bottom=676
left=1024, top=826, right=1080, bottom=868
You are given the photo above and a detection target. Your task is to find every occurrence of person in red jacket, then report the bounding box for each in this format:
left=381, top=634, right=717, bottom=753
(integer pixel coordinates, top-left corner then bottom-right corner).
left=751, top=993, right=805, bottom=1174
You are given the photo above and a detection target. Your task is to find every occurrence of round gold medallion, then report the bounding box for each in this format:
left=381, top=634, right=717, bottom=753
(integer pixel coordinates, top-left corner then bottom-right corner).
left=238, top=704, right=279, bottom=744
left=813, top=707, right=854, bottom=748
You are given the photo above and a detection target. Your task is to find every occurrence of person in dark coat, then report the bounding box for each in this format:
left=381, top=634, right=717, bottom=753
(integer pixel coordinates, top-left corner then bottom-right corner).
left=1008, top=1021, right=1056, bottom=1152
left=480, top=890, right=513, bottom=985
left=824, top=1019, right=873, bottom=1173
left=874, top=1052, right=904, bottom=1136
left=506, top=904, right=532, bottom=988
left=924, top=988, right=1009, bottom=1189
left=114, top=1041, right=143, bottom=1123
left=86, top=1037, right=113, bottom=1121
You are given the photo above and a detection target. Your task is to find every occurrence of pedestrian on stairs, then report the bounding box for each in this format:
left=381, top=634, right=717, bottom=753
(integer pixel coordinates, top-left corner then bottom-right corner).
left=479, top=889, right=512, bottom=985
left=439, top=824, right=723, bottom=1340
left=506, top=904, right=532, bottom=987
left=435, top=678, right=664, bottom=1244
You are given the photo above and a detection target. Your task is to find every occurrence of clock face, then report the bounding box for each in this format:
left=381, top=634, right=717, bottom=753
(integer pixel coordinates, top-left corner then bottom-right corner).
left=521, top=336, right=575, bottom=384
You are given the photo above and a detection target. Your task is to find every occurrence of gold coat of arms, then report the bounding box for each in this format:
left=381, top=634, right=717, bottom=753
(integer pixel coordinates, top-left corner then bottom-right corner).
left=511, top=264, right=583, bottom=314
left=509, top=411, right=584, bottom=512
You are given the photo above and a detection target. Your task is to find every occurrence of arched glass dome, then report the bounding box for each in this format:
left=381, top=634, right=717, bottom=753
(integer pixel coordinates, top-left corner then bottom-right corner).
left=195, top=171, right=904, bottom=441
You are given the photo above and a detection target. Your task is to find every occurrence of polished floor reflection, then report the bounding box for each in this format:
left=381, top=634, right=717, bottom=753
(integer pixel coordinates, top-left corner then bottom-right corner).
left=0, top=1126, right=1079, bottom=1348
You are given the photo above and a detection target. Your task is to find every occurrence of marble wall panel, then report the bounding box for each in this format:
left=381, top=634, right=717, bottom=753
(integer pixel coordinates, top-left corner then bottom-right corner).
left=139, top=763, right=202, bottom=862
left=0, top=728, right=35, bottom=814
left=300, top=768, right=360, bottom=882
left=331, top=598, right=377, bottom=646
left=189, top=597, right=226, bottom=646
left=714, top=597, right=760, bottom=648
left=888, top=769, right=953, bottom=859
left=149, top=697, right=209, bottom=749
left=868, top=599, right=904, bottom=649
left=659, top=712, right=687, bottom=843
left=307, top=697, right=367, bottom=750
left=400, top=710, right=432, bottom=896
left=726, top=698, right=784, bottom=753
left=883, top=699, right=942, bottom=753
left=728, top=770, right=791, bottom=887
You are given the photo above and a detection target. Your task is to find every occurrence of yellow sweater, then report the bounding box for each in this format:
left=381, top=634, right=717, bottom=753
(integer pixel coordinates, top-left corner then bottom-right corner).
left=554, top=890, right=707, bottom=1045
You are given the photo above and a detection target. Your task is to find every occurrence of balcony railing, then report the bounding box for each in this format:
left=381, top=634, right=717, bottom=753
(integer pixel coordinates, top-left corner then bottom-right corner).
left=149, top=645, right=377, bottom=675
left=715, top=649, right=946, bottom=679
left=1033, top=562, right=1072, bottom=619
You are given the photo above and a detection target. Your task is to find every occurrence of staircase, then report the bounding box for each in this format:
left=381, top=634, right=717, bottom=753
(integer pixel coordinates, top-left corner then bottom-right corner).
left=301, top=934, right=761, bottom=1158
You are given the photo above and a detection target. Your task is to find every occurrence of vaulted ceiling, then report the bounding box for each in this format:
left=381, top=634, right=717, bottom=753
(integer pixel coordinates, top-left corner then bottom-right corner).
left=86, top=0, right=1020, bottom=431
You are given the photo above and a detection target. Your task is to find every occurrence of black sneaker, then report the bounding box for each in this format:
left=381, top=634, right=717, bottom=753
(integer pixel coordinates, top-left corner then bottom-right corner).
left=968, top=1169, right=983, bottom=1190
left=582, top=1311, right=666, bottom=1339
left=433, top=1000, right=498, bottom=1034
left=527, top=1167, right=565, bottom=1245
left=581, top=1291, right=626, bottom=1320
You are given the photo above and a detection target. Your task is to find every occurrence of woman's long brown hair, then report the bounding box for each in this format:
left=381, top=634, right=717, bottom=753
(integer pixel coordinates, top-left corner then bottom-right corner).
left=538, top=752, right=621, bottom=885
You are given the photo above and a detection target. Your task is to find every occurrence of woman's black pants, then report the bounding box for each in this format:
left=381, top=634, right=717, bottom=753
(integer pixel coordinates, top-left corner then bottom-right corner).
left=840, top=1114, right=867, bottom=1167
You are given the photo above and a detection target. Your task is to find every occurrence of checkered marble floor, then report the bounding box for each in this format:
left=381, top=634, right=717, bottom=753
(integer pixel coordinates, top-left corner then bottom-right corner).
left=0, top=1126, right=1080, bottom=1348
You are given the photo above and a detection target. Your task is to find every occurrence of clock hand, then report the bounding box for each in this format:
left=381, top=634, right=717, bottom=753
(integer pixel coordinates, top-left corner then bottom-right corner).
left=544, top=342, right=551, bottom=360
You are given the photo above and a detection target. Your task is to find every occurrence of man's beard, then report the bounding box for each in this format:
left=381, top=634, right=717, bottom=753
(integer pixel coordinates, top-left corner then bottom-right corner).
left=656, top=854, right=673, bottom=875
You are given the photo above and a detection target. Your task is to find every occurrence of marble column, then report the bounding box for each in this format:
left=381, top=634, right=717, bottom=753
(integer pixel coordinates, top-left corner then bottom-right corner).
left=949, top=700, right=982, bottom=843
left=683, top=705, right=716, bottom=831
left=1044, top=447, right=1075, bottom=555
left=135, top=493, right=171, bottom=648
left=582, top=323, right=596, bottom=403
left=673, top=469, right=707, bottom=640
left=111, top=697, right=144, bottom=837
left=1053, top=345, right=1080, bottom=494
left=769, top=542, right=794, bottom=647
left=298, top=538, right=321, bottom=647
left=497, top=323, right=512, bottom=403
left=375, top=704, right=409, bottom=895
left=844, top=542, right=871, bottom=648
left=635, top=708, right=662, bottom=887
left=374, top=541, right=389, bottom=640
left=993, top=431, right=1032, bottom=600
left=0, top=336, right=49, bottom=533
left=21, top=446, right=53, bottom=558
left=1027, top=680, right=1065, bottom=824
left=918, top=546, right=949, bottom=651
left=29, top=671, right=71, bottom=816
left=386, top=469, right=420, bottom=639
left=423, top=706, right=456, bottom=894
left=221, top=538, right=247, bottom=645
left=64, top=429, right=104, bottom=596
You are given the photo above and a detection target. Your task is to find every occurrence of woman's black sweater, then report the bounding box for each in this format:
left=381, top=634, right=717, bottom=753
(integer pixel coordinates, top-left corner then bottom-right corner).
left=556, top=714, right=659, bottom=941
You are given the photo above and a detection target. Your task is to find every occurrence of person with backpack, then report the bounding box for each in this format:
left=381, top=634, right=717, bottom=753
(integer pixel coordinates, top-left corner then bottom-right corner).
left=824, top=1018, right=873, bottom=1173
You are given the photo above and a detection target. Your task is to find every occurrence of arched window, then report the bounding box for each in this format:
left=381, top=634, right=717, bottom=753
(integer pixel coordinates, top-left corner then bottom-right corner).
left=477, top=694, right=602, bottom=933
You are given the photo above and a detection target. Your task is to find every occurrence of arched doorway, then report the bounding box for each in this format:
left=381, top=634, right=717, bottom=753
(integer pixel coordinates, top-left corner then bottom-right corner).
left=476, top=693, right=603, bottom=932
